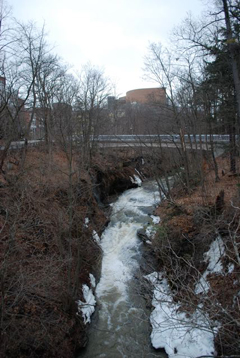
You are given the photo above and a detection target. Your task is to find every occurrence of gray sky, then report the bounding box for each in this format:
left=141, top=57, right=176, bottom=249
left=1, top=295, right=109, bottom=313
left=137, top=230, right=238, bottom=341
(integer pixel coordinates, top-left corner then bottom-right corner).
left=7, top=0, right=205, bottom=96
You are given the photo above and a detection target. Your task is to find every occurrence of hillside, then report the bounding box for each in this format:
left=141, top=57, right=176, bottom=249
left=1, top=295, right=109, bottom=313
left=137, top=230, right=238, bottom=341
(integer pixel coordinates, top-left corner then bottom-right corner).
left=0, top=146, right=141, bottom=358
left=149, top=155, right=240, bottom=355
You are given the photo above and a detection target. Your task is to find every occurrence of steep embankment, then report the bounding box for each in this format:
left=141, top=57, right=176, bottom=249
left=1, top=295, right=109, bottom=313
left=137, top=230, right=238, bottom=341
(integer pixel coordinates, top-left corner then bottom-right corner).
left=147, top=156, right=240, bottom=355
left=0, top=147, right=143, bottom=358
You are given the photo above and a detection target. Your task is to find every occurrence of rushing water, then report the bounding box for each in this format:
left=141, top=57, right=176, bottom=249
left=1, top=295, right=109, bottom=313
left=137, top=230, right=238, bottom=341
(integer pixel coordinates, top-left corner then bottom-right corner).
left=79, top=182, right=166, bottom=358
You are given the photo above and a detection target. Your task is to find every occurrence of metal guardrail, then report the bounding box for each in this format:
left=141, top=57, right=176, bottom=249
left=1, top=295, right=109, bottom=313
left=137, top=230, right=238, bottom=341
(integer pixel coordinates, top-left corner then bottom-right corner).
left=77, top=134, right=232, bottom=143
left=0, top=139, right=41, bottom=150
left=0, top=134, right=233, bottom=151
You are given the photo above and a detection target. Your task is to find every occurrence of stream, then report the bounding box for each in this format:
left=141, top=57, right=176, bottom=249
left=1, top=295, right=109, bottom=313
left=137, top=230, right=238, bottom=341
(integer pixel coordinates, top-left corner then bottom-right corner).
left=79, top=181, right=166, bottom=358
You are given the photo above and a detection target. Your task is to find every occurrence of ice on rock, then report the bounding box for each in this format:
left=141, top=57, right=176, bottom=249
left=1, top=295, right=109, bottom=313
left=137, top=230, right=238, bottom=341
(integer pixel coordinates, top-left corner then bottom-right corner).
left=77, top=284, right=96, bottom=324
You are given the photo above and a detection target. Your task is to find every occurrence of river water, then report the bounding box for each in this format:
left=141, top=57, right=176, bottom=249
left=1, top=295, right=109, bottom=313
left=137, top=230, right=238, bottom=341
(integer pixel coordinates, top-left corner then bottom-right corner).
left=79, top=181, right=166, bottom=358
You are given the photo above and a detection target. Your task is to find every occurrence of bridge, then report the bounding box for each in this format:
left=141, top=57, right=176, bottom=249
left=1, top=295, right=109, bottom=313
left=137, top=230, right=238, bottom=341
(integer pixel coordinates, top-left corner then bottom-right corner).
left=95, top=134, right=230, bottom=143
left=0, top=134, right=230, bottom=152
left=93, top=134, right=229, bottom=148
left=89, top=135, right=228, bottom=158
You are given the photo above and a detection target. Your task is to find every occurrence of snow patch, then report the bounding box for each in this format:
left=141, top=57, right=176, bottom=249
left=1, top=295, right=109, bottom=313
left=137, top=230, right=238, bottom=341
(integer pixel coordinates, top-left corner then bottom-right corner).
left=151, top=215, right=160, bottom=224
left=89, top=273, right=96, bottom=288
left=146, top=272, right=216, bottom=358
left=130, top=174, right=142, bottom=186
left=228, top=263, right=234, bottom=273
left=146, top=225, right=156, bottom=239
left=84, top=217, right=89, bottom=228
left=77, top=284, right=96, bottom=324
left=195, top=236, right=225, bottom=294
left=92, top=230, right=101, bottom=244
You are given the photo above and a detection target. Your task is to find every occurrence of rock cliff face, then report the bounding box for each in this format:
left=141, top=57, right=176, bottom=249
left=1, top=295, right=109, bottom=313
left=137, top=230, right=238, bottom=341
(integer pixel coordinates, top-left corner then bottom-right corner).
left=0, top=148, right=144, bottom=358
left=94, top=166, right=139, bottom=203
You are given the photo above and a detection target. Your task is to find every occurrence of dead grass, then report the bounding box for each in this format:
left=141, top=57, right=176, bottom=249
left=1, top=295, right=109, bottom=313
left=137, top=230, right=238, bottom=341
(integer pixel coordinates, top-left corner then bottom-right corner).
left=180, top=156, right=240, bottom=209
left=0, top=148, right=106, bottom=358
left=156, top=155, right=240, bottom=220
left=153, top=154, right=240, bottom=355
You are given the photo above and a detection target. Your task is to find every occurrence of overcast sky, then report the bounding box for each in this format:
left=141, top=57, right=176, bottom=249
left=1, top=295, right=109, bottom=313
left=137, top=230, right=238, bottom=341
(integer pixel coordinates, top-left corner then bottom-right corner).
left=7, top=0, right=205, bottom=96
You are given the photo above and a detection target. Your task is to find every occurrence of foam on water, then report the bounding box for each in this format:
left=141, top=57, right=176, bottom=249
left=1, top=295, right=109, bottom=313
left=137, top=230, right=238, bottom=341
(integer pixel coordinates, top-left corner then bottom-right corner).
left=97, top=183, right=160, bottom=304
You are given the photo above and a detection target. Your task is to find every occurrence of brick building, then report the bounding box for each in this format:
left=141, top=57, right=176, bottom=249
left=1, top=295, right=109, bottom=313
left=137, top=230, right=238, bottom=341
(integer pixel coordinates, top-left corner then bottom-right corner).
left=125, top=87, right=167, bottom=104
left=105, top=87, right=173, bottom=135
left=108, top=87, right=167, bottom=109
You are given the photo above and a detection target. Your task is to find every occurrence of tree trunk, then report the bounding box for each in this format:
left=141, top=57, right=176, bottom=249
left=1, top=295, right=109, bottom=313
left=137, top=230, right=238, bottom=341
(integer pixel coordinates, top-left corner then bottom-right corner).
left=230, top=125, right=236, bottom=173
left=222, top=0, right=240, bottom=129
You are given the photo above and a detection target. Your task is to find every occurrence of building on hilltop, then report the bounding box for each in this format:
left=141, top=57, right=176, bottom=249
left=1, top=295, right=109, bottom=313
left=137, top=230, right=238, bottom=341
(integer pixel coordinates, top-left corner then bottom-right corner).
left=107, top=87, right=167, bottom=110
left=107, top=96, right=117, bottom=112
left=105, top=87, right=174, bottom=135
left=126, top=87, right=167, bottom=105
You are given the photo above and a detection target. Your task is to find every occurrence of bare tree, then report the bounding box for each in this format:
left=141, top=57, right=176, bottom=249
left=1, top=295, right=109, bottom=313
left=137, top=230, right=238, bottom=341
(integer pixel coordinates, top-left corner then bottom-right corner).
left=144, top=43, right=203, bottom=193
left=221, top=0, right=240, bottom=126
left=35, top=54, right=69, bottom=151
left=0, top=20, right=52, bottom=171
left=76, top=63, right=112, bottom=165
left=173, top=3, right=240, bottom=173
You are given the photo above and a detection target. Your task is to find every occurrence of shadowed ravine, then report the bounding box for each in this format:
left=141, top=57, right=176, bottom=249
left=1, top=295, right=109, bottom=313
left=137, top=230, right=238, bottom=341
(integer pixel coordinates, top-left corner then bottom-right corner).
left=79, top=182, right=166, bottom=358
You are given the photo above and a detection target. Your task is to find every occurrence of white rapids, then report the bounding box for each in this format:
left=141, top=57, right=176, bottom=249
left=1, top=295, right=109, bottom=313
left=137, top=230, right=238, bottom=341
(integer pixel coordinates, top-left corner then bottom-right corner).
left=79, top=182, right=166, bottom=358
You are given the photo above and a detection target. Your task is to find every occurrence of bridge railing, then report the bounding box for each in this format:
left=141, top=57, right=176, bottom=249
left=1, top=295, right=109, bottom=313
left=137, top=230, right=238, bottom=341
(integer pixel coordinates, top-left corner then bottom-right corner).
left=87, top=134, right=231, bottom=143
left=0, top=134, right=233, bottom=151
